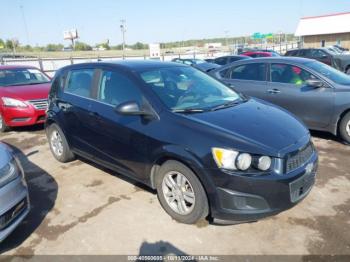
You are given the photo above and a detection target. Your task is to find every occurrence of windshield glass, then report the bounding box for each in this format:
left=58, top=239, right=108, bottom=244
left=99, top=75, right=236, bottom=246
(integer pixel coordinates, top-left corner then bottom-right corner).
left=139, top=66, right=241, bottom=111
left=0, top=68, right=50, bottom=87
left=306, top=61, right=350, bottom=85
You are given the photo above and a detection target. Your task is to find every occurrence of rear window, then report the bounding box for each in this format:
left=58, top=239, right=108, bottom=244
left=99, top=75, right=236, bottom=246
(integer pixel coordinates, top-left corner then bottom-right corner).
left=65, top=69, right=94, bottom=98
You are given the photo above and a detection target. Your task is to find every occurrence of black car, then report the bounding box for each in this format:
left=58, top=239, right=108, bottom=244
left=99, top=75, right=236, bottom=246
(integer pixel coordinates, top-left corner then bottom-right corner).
left=212, top=57, right=350, bottom=143
left=285, top=48, right=350, bottom=74
left=212, top=55, right=252, bottom=66
left=46, top=60, right=317, bottom=224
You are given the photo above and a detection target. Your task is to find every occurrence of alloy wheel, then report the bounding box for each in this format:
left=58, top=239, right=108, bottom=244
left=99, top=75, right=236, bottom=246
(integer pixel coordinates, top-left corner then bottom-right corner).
left=162, top=171, right=196, bottom=215
left=346, top=120, right=350, bottom=137
left=50, top=130, right=64, bottom=157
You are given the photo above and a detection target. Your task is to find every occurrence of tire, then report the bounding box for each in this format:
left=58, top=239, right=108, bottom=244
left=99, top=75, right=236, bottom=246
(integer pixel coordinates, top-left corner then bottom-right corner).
left=339, top=112, right=350, bottom=144
left=0, top=113, right=10, bottom=133
left=155, top=160, right=209, bottom=224
left=346, top=67, right=350, bottom=75
left=47, top=123, right=75, bottom=162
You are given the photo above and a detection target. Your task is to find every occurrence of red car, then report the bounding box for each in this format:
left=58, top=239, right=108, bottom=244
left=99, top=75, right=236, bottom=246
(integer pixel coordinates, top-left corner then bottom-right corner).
left=240, top=51, right=275, bottom=58
left=0, top=65, right=51, bottom=132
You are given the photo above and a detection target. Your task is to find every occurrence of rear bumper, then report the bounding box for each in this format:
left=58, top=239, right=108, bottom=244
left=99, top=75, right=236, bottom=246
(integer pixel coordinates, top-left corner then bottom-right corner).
left=1, top=106, right=46, bottom=127
left=206, top=153, right=318, bottom=222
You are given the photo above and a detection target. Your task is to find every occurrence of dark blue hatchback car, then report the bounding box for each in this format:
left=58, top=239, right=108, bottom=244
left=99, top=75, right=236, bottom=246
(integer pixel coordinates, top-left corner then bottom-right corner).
left=46, top=61, right=318, bottom=224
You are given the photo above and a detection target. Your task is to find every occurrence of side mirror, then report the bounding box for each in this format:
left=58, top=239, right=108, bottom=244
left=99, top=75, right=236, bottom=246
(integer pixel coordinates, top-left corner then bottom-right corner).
left=114, top=101, right=153, bottom=117
left=306, top=79, right=324, bottom=88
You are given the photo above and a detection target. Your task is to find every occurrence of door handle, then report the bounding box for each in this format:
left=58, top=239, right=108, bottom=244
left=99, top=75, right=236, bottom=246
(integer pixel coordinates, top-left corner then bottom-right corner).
left=267, top=89, right=281, bottom=94
left=227, top=83, right=235, bottom=88
left=89, top=111, right=101, bottom=119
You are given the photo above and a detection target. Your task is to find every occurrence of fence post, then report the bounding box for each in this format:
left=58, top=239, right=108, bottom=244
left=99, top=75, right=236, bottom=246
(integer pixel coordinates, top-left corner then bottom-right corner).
left=38, top=57, right=44, bottom=71
left=70, top=57, right=74, bottom=65
left=0, top=56, right=4, bottom=65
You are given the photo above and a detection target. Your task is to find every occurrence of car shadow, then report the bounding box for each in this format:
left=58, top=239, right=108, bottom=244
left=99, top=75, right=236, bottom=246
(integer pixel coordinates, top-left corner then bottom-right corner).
left=310, top=130, right=346, bottom=145
left=76, top=156, right=155, bottom=194
left=0, top=144, right=58, bottom=254
left=138, top=240, right=191, bottom=258
left=6, top=124, right=45, bottom=134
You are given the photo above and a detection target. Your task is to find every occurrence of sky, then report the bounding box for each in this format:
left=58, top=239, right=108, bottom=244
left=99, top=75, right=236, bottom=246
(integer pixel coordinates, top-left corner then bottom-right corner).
left=1, top=0, right=349, bottom=46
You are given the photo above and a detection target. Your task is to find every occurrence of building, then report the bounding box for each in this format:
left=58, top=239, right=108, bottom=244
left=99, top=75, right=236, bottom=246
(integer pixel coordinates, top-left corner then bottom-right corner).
left=295, top=12, right=350, bottom=49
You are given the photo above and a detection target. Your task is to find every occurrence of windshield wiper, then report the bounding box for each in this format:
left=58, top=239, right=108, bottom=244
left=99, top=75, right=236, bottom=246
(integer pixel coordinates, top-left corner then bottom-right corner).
left=172, top=108, right=205, bottom=114
left=210, top=100, right=243, bottom=111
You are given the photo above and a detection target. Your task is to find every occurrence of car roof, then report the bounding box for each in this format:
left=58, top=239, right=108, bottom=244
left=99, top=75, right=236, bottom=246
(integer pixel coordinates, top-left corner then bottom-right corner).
left=61, top=60, right=187, bottom=72
left=213, top=57, right=316, bottom=72
left=0, top=65, right=38, bottom=70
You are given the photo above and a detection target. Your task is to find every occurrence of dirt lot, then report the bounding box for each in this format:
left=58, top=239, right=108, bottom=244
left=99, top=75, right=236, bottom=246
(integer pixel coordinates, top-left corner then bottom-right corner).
left=0, top=126, right=349, bottom=257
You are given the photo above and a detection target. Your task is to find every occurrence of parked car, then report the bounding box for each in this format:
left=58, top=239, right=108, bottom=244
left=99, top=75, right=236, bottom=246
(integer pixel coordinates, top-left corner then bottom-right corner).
left=212, top=57, right=350, bottom=143
left=192, top=62, right=220, bottom=73
left=0, top=142, right=30, bottom=242
left=171, top=58, right=206, bottom=65
left=212, top=55, right=251, bottom=66
left=0, top=65, right=51, bottom=132
left=46, top=60, right=317, bottom=224
left=241, top=51, right=278, bottom=58
left=285, top=48, right=350, bottom=74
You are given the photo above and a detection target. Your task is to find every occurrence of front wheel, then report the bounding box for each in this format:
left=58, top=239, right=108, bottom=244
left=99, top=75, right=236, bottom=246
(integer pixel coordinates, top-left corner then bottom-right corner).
left=47, top=124, right=75, bottom=162
left=339, top=112, right=350, bottom=144
left=0, top=113, right=9, bottom=133
left=156, top=160, right=209, bottom=224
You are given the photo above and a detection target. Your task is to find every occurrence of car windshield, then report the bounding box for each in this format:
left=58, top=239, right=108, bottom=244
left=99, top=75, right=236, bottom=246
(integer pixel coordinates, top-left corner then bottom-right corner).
left=0, top=68, right=50, bottom=87
left=139, top=66, right=241, bottom=111
left=306, top=61, right=350, bottom=85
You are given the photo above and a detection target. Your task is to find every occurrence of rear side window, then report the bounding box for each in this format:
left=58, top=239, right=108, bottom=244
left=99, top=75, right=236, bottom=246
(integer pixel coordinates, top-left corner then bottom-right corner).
left=270, top=63, right=316, bottom=85
left=65, top=69, right=94, bottom=98
left=214, top=57, right=227, bottom=65
left=228, top=63, right=267, bottom=81
left=97, top=70, right=142, bottom=106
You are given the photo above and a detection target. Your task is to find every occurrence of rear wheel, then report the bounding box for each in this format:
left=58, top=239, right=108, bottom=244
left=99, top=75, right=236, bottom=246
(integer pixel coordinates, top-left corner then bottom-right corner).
left=339, top=112, right=350, bottom=144
left=346, top=67, right=350, bottom=75
left=156, top=160, right=209, bottom=224
left=0, top=113, right=9, bottom=133
left=48, top=124, right=75, bottom=162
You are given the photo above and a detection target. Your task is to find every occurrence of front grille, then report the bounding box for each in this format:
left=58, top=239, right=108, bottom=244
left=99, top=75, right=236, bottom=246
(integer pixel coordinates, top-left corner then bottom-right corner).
left=0, top=199, right=27, bottom=230
left=28, top=99, right=48, bottom=110
left=286, top=143, right=314, bottom=173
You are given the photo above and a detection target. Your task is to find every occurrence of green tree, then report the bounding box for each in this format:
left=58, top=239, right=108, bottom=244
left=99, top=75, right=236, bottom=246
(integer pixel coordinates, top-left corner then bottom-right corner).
left=74, top=41, right=92, bottom=51
left=45, top=43, right=64, bottom=51
left=0, top=39, right=4, bottom=49
left=5, top=39, right=13, bottom=50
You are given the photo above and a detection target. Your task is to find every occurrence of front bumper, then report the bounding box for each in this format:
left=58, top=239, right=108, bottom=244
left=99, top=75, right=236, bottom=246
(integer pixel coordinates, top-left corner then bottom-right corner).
left=0, top=175, right=30, bottom=242
left=1, top=106, right=46, bottom=127
left=207, top=152, right=318, bottom=222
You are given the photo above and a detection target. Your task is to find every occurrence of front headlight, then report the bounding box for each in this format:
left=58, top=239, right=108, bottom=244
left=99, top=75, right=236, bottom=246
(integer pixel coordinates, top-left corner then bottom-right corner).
left=212, top=147, right=272, bottom=172
left=2, top=97, right=28, bottom=108
left=0, top=159, right=19, bottom=186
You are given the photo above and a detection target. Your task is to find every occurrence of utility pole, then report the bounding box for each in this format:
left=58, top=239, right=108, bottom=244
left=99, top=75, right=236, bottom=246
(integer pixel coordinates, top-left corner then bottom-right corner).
left=120, top=19, right=126, bottom=59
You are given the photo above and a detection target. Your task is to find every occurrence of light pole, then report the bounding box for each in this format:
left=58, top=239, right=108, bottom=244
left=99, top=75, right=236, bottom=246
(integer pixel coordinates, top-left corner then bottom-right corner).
left=120, top=19, right=126, bottom=59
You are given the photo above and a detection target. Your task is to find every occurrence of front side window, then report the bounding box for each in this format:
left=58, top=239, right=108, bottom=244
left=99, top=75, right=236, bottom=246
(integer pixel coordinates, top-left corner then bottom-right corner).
left=139, top=66, right=241, bottom=111
left=65, top=69, right=94, bottom=98
left=228, top=63, right=266, bottom=81
left=271, top=64, right=315, bottom=85
left=97, top=70, right=142, bottom=106
left=0, top=68, right=50, bottom=87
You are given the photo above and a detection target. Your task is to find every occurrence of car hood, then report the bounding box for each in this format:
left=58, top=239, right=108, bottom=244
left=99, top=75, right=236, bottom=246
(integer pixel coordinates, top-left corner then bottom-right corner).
left=0, top=83, right=50, bottom=101
left=185, top=99, right=309, bottom=156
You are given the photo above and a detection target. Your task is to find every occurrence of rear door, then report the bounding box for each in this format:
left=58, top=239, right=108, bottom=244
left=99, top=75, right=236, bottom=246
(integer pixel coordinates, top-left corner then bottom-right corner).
left=266, top=63, right=334, bottom=129
left=60, top=67, right=99, bottom=157
left=220, top=62, right=270, bottom=100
